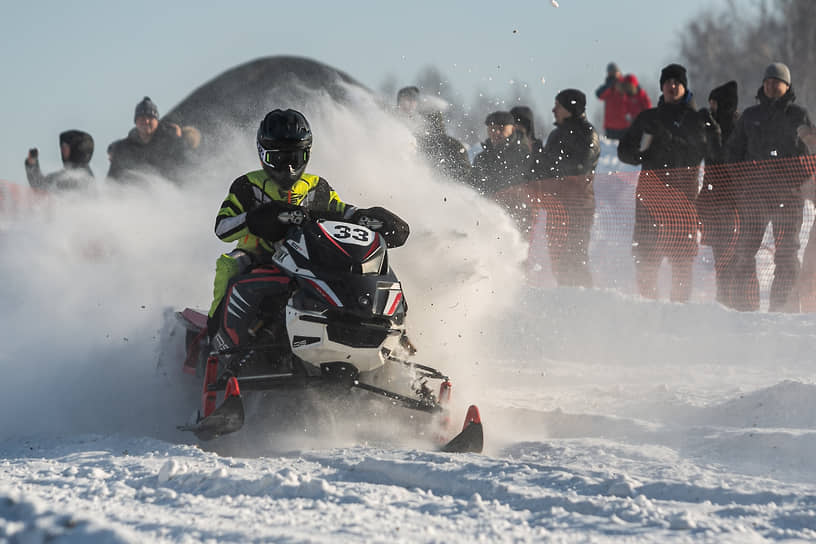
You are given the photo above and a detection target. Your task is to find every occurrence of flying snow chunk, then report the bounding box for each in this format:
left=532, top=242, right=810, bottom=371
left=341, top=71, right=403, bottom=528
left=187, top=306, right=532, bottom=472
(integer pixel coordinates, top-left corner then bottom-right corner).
left=551, top=0, right=559, bottom=7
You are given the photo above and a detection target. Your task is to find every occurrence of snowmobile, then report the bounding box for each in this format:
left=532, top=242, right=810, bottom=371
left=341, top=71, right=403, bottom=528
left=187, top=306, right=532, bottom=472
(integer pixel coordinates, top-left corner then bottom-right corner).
left=175, top=204, right=483, bottom=453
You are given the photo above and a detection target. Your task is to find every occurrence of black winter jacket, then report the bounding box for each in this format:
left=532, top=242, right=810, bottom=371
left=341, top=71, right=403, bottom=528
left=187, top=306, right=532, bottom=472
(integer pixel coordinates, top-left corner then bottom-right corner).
left=725, top=87, right=812, bottom=165
left=471, top=137, right=530, bottom=195
left=700, top=107, right=739, bottom=165
left=418, top=113, right=471, bottom=183
left=724, top=87, right=814, bottom=200
left=535, top=114, right=600, bottom=182
left=618, top=92, right=720, bottom=200
left=107, top=123, right=192, bottom=184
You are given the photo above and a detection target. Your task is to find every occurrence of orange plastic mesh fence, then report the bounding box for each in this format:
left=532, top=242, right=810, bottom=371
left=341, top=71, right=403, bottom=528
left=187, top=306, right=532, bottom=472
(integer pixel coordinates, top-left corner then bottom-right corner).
left=0, top=180, right=42, bottom=219
left=495, top=156, right=816, bottom=312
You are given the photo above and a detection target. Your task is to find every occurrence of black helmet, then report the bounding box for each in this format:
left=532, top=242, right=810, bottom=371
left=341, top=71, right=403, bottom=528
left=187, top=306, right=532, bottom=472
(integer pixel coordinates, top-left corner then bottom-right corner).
left=256, top=109, right=313, bottom=187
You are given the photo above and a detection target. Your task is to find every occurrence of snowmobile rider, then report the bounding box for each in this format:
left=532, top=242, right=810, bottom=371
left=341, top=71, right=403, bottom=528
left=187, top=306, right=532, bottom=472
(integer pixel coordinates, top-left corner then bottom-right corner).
left=207, top=108, right=409, bottom=336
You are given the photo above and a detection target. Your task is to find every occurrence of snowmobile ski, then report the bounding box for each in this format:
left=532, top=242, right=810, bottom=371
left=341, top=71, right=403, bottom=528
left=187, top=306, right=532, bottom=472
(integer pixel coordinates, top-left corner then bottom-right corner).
left=440, top=405, right=483, bottom=454
left=178, top=392, right=244, bottom=441
left=177, top=369, right=245, bottom=441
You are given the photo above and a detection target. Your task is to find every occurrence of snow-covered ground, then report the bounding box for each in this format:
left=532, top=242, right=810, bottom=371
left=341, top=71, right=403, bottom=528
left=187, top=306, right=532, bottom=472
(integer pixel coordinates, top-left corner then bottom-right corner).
left=3, top=98, right=816, bottom=543
left=4, top=291, right=816, bottom=543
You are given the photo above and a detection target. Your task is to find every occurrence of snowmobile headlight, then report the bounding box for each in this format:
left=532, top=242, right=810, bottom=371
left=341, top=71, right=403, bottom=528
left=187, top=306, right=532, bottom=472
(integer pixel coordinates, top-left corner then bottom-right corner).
left=360, top=246, right=385, bottom=275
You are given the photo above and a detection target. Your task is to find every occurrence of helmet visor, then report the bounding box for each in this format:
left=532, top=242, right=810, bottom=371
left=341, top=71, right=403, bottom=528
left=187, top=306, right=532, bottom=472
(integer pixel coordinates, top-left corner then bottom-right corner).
left=258, top=144, right=309, bottom=173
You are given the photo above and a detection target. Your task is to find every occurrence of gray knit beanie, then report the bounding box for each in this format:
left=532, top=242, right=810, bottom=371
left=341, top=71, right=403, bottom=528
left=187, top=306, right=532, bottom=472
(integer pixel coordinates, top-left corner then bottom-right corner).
left=763, top=63, right=791, bottom=86
left=134, top=96, right=159, bottom=122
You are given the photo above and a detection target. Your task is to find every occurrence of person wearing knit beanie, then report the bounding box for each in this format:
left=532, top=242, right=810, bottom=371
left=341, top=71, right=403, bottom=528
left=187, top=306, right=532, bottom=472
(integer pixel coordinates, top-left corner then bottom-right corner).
left=723, top=60, right=813, bottom=312
left=660, top=64, right=688, bottom=89
left=658, top=63, right=689, bottom=106
left=132, top=96, right=164, bottom=145
left=763, top=62, right=791, bottom=86
left=617, top=62, right=717, bottom=304
left=555, top=89, right=587, bottom=118
left=534, top=88, right=600, bottom=288
left=107, top=96, right=198, bottom=184
left=699, top=80, right=739, bottom=307
left=708, top=80, right=738, bottom=116
left=762, top=62, right=791, bottom=100
left=134, top=96, right=159, bottom=123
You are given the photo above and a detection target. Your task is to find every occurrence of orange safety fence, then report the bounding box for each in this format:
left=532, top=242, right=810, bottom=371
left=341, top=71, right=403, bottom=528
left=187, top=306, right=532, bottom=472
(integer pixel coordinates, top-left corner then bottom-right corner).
left=0, top=180, right=40, bottom=217
left=496, top=155, right=816, bottom=312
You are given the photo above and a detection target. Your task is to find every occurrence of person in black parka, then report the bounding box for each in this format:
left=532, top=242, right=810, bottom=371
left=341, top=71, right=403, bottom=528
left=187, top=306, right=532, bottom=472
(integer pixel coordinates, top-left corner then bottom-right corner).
left=25, top=130, right=94, bottom=191
left=107, top=96, right=198, bottom=184
left=697, top=80, right=740, bottom=307
left=618, top=63, right=721, bottom=302
left=417, top=111, right=472, bottom=184
left=471, top=111, right=530, bottom=195
left=510, top=105, right=545, bottom=180
left=535, top=89, right=600, bottom=287
left=725, top=63, right=815, bottom=312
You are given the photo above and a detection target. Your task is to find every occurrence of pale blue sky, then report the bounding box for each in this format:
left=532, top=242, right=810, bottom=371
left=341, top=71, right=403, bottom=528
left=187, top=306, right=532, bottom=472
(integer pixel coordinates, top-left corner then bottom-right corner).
left=1, top=0, right=750, bottom=181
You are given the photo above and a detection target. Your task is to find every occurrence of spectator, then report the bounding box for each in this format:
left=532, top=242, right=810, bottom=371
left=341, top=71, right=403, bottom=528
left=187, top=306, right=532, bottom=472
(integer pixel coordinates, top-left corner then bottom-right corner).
left=107, top=96, right=197, bottom=184
left=595, top=62, right=627, bottom=139
left=511, top=105, right=545, bottom=180
left=618, top=63, right=720, bottom=303
left=622, top=74, right=652, bottom=126
left=725, top=63, right=814, bottom=312
left=510, top=105, right=544, bottom=152
left=471, top=111, right=530, bottom=195
left=25, top=130, right=94, bottom=192
left=535, top=89, right=600, bottom=287
left=396, top=86, right=420, bottom=117
left=697, top=80, right=740, bottom=307
left=417, top=111, right=471, bottom=184
left=394, top=86, right=470, bottom=183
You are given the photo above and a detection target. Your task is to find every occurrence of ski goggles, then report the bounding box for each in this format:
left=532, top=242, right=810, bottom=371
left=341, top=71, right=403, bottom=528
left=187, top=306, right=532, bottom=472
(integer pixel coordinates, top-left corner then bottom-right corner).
left=257, top=143, right=309, bottom=171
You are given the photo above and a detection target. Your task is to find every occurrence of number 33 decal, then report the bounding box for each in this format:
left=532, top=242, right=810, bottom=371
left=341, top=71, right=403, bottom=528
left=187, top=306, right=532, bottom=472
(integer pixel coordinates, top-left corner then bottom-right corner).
left=330, top=223, right=372, bottom=244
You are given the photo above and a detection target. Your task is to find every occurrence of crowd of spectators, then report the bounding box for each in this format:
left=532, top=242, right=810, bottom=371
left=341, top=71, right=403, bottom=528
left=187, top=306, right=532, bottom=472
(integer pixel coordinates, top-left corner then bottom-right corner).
left=399, top=59, right=816, bottom=312
left=25, top=96, right=200, bottom=192
left=22, top=59, right=816, bottom=313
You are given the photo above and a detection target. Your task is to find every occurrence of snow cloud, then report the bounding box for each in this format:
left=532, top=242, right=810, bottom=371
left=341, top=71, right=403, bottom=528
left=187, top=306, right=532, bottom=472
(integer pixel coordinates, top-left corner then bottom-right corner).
left=0, top=87, right=527, bottom=446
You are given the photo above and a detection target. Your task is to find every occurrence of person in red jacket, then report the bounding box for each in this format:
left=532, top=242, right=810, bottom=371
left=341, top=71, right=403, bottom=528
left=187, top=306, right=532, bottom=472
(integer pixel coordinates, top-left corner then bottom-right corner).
left=595, top=62, right=627, bottom=139
left=622, top=74, right=652, bottom=126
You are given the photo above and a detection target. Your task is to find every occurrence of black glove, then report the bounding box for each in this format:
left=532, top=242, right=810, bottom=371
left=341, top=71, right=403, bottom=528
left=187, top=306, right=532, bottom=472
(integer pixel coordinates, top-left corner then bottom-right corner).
left=351, top=206, right=410, bottom=248
left=276, top=207, right=309, bottom=226
left=245, top=201, right=308, bottom=241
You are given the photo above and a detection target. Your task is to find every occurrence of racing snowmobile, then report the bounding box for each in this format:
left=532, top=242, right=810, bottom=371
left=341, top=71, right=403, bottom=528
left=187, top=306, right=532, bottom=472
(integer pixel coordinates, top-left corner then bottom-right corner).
left=176, top=203, right=483, bottom=453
